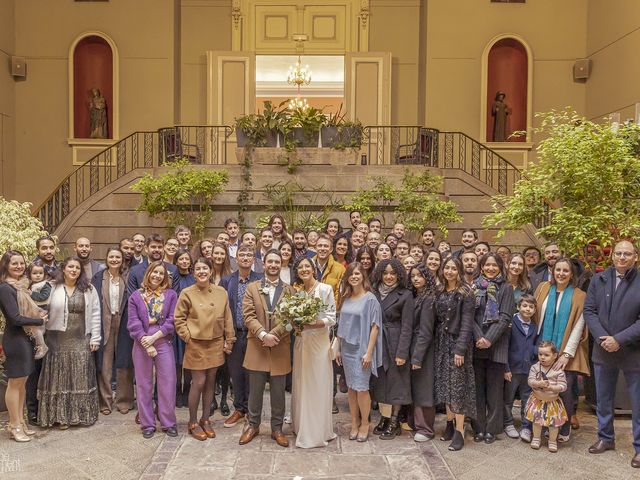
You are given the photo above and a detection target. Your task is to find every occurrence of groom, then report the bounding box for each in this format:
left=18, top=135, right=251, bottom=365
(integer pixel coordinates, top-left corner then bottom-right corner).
left=240, top=249, right=295, bottom=447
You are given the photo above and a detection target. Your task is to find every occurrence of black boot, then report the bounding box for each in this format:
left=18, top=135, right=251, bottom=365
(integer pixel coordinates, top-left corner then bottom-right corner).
left=380, top=416, right=401, bottom=440
left=209, top=397, right=218, bottom=416
left=220, top=397, right=230, bottom=416
left=440, top=420, right=454, bottom=441
left=448, top=430, right=464, bottom=451
left=373, top=416, right=389, bottom=435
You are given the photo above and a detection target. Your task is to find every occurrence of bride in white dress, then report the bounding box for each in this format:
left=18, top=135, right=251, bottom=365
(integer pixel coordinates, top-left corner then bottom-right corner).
left=291, top=257, right=337, bottom=448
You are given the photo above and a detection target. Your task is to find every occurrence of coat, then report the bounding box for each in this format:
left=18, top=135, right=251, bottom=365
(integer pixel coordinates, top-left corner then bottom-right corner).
left=372, top=287, right=414, bottom=405
left=410, top=296, right=435, bottom=407
left=534, top=282, right=589, bottom=376
left=220, top=270, right=263, bottom=328
left=47, top=283, right=101, bottom=345
left=472, top=281, right=515, bottom=364
left=127, top=288, right=178, bottom=342
left=437, top=290, right=476, bottom=357
left=242, top=279, right=295, bottom=376
left=311, top=254, right=345, bottom=303
left=584, top=266, right=640, bottom=371
left=505, top=314, right=539, bottom=375
left=91, top=269, right=133, bottom=371
left=173, top=284, right=235, bottom=343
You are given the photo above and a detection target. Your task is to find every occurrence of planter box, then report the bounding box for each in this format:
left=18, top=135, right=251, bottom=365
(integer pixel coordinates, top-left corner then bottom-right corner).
left=235, top=147, right=358, bottom=165
left=320, top=126, right=363, bottom=150
left=236, top=128, right=282, bottom=147
left=290, top=127, right=319, bottom=148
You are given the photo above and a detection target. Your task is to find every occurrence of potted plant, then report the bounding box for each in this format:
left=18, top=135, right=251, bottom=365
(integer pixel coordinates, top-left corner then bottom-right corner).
left=288, top=106, right=326, bottom=147
left=321, top=104, right=364, bottom=150
left=234, top=100, right=289, bottom=147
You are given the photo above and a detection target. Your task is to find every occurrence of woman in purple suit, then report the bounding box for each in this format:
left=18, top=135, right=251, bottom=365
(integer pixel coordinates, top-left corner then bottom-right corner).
left=128, top=261, right=178, bottom=438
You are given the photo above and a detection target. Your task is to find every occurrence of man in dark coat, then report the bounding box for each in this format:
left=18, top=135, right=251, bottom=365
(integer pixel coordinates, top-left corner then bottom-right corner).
left=584, top=240, right=640, bottom=469
left=126, top=233, right=178, bottom=295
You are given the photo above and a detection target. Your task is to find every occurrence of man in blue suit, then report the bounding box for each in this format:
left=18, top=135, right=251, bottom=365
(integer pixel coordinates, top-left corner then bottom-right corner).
left=220, top=244, right=263, bottom=428
left=584, top=240, right=640, bottom=469
left=126, top=233, right=178, bottom=295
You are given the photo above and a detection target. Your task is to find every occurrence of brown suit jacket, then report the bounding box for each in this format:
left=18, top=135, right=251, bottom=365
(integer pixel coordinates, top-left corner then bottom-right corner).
left=99, top=269, right=125, bottom=346
left=242, top=279, right=295, bottom=376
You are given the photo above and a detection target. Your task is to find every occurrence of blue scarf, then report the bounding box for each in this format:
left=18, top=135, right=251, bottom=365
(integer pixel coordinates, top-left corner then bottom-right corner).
left=541, top=284, right=573, bottom=349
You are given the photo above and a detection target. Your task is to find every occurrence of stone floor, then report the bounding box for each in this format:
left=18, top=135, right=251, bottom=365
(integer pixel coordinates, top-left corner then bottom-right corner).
left=0, top=393, right=636, bottom=479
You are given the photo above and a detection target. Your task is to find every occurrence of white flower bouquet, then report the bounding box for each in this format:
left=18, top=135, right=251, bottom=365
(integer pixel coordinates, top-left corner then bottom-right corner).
left=273, top=291, right=325, bottom=335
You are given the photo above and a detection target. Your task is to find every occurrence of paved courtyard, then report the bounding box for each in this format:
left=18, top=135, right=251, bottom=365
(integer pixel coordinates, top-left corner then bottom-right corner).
left=0, top=392, right=636, bottom=479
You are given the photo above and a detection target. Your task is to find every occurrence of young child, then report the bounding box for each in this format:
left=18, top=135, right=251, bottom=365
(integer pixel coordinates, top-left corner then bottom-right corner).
left=525, top=341, right=568, bottom=453
left=27, top=261, right=51, bottom=359
left=504, top=294, right=539, bottom=442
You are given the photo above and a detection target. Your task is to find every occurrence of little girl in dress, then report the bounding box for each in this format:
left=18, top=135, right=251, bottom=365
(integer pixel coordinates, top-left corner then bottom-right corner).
left=26, top=261, right=51, bottom=359
left=525, top=341, right=568, bottom=452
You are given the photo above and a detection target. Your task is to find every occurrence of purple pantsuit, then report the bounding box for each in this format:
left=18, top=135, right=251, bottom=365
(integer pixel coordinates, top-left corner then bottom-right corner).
left=128, top=289, right=178, bottom=431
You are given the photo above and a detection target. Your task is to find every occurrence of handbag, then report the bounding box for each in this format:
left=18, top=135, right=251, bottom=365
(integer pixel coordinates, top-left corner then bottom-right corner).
left=329, top=336, right=340, bottom=361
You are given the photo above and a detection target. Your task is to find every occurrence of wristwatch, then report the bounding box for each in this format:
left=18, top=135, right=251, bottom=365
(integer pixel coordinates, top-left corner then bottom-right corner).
left=563, top=353, right=571, bottom=359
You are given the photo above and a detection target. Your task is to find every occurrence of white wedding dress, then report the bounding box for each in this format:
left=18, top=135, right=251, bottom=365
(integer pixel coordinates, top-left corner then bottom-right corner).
left=291, top=282, right=338, bottom=448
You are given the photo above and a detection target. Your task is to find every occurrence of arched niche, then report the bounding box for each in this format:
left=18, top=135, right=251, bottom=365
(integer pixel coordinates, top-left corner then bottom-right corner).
left=68, top=32, right=119, bottom=141
left=480, top=34, right=532, bottom=144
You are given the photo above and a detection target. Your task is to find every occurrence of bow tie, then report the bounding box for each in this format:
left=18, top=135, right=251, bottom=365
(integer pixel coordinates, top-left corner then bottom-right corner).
left=265, top=280, right=279, bottom=287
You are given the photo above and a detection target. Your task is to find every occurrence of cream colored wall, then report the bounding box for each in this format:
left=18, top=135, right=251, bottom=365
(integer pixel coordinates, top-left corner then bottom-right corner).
left=424, top=0, right=588, bottom=139
left=586, top=0, right=640, bottom=122
left=180, top=0, right=232, bottom=124
left=369, top=0, right=422, bottom=125
left=13, top=0, right=176, bottom=206
left=0, top=0, right=15, bottom=198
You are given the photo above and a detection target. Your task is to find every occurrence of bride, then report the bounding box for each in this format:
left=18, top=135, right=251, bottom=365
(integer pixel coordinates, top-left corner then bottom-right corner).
left=290, top=256, right=337, bottom=448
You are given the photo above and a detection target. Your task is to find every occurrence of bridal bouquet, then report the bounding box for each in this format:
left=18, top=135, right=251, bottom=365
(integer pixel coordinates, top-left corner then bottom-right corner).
left=274, top=291, right=325, bottom=335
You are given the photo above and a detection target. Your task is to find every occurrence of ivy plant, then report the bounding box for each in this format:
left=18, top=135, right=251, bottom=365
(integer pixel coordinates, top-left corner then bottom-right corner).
left=483, top=109, right=640, bottom=260
left=342, top=169, right=462, bottom=235
left=131, top=158, right=229, bottom=237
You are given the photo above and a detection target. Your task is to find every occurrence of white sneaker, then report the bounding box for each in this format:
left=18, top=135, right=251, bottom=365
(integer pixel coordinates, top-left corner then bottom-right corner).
left=414, top=433, right=432, bottom=443
left=558, top=426, right=571, bottom=443
left=284, top=414, right=292, bottom=424
left=520, top=428, right=532, bottom=443
left=504, top=425, right=520, bottom=439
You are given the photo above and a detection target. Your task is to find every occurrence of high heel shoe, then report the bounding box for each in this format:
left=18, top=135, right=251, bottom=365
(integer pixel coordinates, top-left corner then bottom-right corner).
left=440, top=420, right=454, bottom=441
left=21, top=421, right=36, bottom=436
left=448, top=430, right=464, bottom=451
left=9, top=425, right=31, bottom=442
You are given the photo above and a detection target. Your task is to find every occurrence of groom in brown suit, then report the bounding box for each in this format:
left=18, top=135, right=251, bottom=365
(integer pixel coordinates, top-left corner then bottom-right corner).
left=240, top=249, right=295, bottom=447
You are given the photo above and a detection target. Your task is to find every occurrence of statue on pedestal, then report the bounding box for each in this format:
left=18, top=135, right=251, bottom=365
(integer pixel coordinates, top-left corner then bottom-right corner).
left=491, top=91, right=511, bottom=142
left=89, top=88, right=108, bottom=139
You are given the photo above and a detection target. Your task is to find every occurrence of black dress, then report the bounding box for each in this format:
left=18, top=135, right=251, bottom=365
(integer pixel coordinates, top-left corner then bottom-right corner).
left=0, top=283, right=44, bottom=378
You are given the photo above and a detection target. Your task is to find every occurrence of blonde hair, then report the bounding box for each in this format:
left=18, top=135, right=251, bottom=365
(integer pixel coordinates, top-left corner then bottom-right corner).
left=141, top=261, right=170, bottom=291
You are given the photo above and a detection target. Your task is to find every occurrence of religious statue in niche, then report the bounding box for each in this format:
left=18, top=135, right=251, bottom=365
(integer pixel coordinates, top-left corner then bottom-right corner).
left=491, top=91, right=511, bottom=142
left=89, top=88, right=108, bottom=138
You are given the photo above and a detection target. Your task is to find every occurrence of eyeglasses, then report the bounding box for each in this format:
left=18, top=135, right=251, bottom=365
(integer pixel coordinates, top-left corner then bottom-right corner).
left=613, top=251, right=635, bottom=258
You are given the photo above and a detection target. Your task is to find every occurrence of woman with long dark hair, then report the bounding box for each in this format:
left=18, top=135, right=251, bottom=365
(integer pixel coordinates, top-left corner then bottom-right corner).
left=434, top=257, right=476, bottom=451
left=336, top=262, right=382, bottom=442
left=409, top=264, right=438, bottom=442
left=279, top=238, right=295, bottom=284
left=333, top=234, right=354, bottom=267
left=172, top=248, right=195, bottom=408
left=324, top=218, right=343, bottom=240
left=507, top=252, right=533, bottom=303
left=39, top=256, right=101, bottom=428
left=370, top=258, right=414, bottom=440
left=0, top=251, right=46, bottom=441
left=355, top=246, right=376, bottom=279
left=268, top=214, right=291, bottom=249
left=211, top=242, right=232, bottom=285
left=471, top=252, right=515, bottom=444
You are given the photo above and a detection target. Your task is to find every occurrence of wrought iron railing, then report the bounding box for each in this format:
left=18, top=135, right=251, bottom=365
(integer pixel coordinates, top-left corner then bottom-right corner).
left=34, top=124, right=546, bottom=234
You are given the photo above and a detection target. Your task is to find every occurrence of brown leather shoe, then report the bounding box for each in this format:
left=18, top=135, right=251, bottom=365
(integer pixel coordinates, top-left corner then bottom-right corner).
left=632, top=453, right=640, bottom=468
left=239, top=426, right=260, bottom=445
left=199, top=419, right=216, bottom=438
left=224, top=410, right=245, bottom=428
left=271, top=430, right=289, bottom=447
left=588, top=439, right=615, bottom=454
left=188, top=422, right=208, bottom=441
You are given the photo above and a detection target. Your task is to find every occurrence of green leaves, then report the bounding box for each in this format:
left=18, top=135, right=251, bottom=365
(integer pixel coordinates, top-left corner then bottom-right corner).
left=0, top=197, right=53, bottom=259
left=131, top=158, right=229, bottom=237
left=343, top=169, right=462, bottom=235
left=483, top=108, right=640, bottom=262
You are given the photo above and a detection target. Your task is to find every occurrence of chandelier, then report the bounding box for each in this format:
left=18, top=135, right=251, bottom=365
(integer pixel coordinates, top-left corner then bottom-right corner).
left=287, top=54, right=311, bottom=111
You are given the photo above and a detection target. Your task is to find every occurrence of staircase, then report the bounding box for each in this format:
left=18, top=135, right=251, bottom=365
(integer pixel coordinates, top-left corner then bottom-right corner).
left=33, top=126, right=543, bottom=258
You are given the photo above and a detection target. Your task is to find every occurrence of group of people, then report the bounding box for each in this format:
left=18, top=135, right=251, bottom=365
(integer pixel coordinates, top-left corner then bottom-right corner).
left=0, top=213, right=638, bottom=468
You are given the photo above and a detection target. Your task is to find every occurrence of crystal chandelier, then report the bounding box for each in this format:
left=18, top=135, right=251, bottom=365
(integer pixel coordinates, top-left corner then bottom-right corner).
left=287, top=54, right=311, bottom=111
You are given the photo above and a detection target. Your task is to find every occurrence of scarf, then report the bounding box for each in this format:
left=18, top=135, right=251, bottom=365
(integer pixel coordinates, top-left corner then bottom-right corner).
left=140, top=287, right=165, bottom=325
left=474, top=274, right=504, bottom=326
left=541, top=284, right=574, bottom=349
left=5, top=276, right=45, bottom=318
left=378, top=282, right=397, bottom=300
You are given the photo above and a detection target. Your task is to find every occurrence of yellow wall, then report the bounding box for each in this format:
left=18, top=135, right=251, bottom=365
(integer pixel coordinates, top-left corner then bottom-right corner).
left=0, top=0, right=16, bottom=198
left=424, top=0, right=588, bottom=138
left=12, top=0, right=177, bottom=206
left=586, top=0, right=640, bottom=122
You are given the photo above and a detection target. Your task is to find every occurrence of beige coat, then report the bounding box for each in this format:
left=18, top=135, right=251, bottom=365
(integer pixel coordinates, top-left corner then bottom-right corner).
left=242, top=280, right=295, bottom=376
left=174, top=284, right=235, bottom=344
